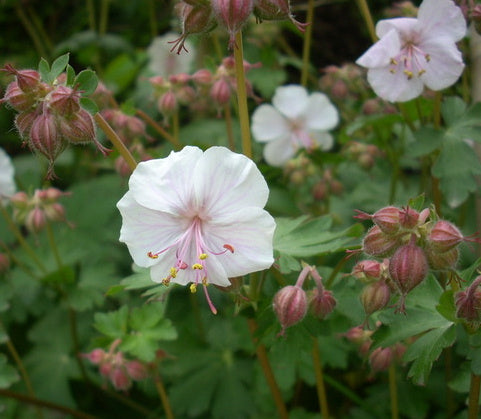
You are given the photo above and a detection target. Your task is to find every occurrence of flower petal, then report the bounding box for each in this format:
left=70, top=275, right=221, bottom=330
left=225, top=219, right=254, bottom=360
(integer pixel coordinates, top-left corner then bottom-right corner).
left=356, top=29, right=402, bottom=69
left=193, top=147, right=270, bottom=218
left=0, top=148, right=15, bottom=199
left=272, top=85, right=309, bottom=119
left=376, top=18, right=417, bottom=39
left=418, top=0, right=466, bottom=41
left=304, top=93, right=339, bottom=131
left=251, top=104, right=290, bottom=142
left=204, top=206, right=275, bottom=278
left=117, top=191, right=186, bottom=267
left=128, top=146, right=202, bottom=214
left=263, top=135, right=296, bottom=166
left=310, top=131, right=334, bottom=151
left=366, top=67, right=424, bottom=102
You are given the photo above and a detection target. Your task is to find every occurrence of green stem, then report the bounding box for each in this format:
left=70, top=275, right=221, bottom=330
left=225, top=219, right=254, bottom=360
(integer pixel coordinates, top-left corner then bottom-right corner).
left=94, top=113, right=138, bottom=171
left=223, top=105, right=236, bottom=151
left=233, top=31, right=252, bottom=159
left=99, top=0, right=110, bottom=35
left=148, top=0, right=158, bottom=38
left=355, top=0, right=377, bottom=43
left=172, top=111, right=180, bottom=148
left=468, top=373, right=481, bottom=419
left=135, top=109, right=180, bottom=149
left=86, top=0, right=96, bottom=32
left=27, top=6, right=54, bottom=54
left=388, top=364, right=399, bottom=419
left=445, top=347, right=455, bottom=418
left=45, top=221, right=62, bottom=268
left=433, top=91, right=442, bottom=129
left=312, top=337, right=329, bottom=418
left=15, top=6, right=48, bottom=58
left=247, top=318, right=288, bottom=419
left=154, top=371, right=175, bottom=419
left=0, top=389, right=94, bottom=419
left=0, top=241, right=39, bottom=279
left=300, top=0, right=315, bottom=87
left=0, top=204, right=47, bottom=274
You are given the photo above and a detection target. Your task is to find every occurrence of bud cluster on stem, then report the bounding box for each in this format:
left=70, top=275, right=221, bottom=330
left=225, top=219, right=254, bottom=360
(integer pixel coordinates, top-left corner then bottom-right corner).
left=352, top=204, right=479, bottom=314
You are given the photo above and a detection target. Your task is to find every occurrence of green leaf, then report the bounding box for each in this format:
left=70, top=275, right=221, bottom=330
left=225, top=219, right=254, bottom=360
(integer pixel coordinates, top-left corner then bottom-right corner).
left=0, top=354, right=19, bottom=389
left=37, top=57, right=50, bottom=81
left=50, top=53, right=70, bottom=81
left=79, top=97, right=99, bottom=114
left=94, top=305, right=129, bottom=338
left=74, top=69, right=98, bottom=95
left=66, top=64, right=76, bottom=85
left=40, top=265, right=75, bottom=285
left=436, top=290, right=457, bottom=323
left=404, top=324, right=456, bottom=385
left=432, top=136, right=481, bottom=208
left=409, top=127, right=443, bottom=158
left=441, top=96, right=467, bottom=126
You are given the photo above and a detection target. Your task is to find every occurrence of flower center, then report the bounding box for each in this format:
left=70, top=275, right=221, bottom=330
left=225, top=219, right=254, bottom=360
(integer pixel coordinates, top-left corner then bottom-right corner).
left=389, top=40, right=430, bottom=80
left=289, top=118, right=314, bottom=149
left=147, top=215, right=234, bottom=314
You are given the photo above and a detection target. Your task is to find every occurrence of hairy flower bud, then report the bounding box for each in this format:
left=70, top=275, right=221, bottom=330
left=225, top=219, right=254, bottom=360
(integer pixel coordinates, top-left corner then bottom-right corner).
left=362, top=225, right=400, bottom=257
left=212, top=0, right=253, bottom=48
left=2, top=81, right=36, bottom=111
left=455, top=276, right=481, bottom=326
left=210, top=79, right=231, bottom=105
left=83, top=348, right=107, bottom=364
left=399, top=207, right=420, bottom=229
left=15, top=111, right=38, bottom=140
left=158, top=91, right=178, bottom=115
left=369, top=347, right=393, bottom=372
left=351, top=259, right=385, bottom=282
left=428, top=220, right=465, bottom=253
left=25, top=207, right=47, bottom=233
left=192, top=69, right=213, bottom=84
left=273, top=285, right=307, bottom=334
left=425, top=246, right=459, bottom=271
left=125, top=361, right=149, bottom=381
left=110, top=366, right=131, bottom=391
left=355, top=206, right=401, bottom=234
left=253, top=0, right=307, bottom=31
left=361, top=281, right=391, bottom=315
left=3, top=65, right=41, bottom=93
left=49, top=85, right=81, bottom=115
left=309, top=288, right=336, bottom=319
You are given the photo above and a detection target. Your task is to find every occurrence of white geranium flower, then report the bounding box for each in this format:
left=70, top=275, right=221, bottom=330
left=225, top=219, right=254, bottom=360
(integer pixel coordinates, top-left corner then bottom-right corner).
left=117, top=146, right=276, bottom=313
left=356, top=0, right=466, bottom=102
left=147, top=32, right=194, bottom=77
left=0, top=147, right=15, bottom=200
left=251, top=85, right=339, bottom=167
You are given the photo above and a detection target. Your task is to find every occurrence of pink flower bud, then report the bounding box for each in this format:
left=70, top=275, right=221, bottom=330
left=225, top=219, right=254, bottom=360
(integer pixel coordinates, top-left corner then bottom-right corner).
left=253, top=0, right=307, bottom=31
left=389, top=235, right=428, bottom=312
left=158, top=91, right=178, bottom=114
left=192, top=69, right=213, bottom=84
left=312, top=180, right=328, bottom=201
left=351, top=260, right=383, bottom=282
left=455, top=276, right=481, bottom=324
left=49, top=85, right=81, bottom=115
left=428, top=220, right=465, bottom=253
left=210, top=79, right=231, bottom=105
left=15, top=111, right=38, bottom=140
left=343, top=326, right=373, bottom=345
left=59, top=109, right=96, bottom=144
left=273, top=285, right=307, bottom=334
left=83, top=348, right=106, bottom=364
left=362, top=225, right=400, bottom=257
left=398, top=207, right=420, bottom=229
left=10, top=191, right=29, bottom=208
left=425, top=246, right=459, bottom=271
left=2, top=81, right=36, bottom=111
left=25, top=207, right=47, bottom=233
left=360, top=281, right=391, bottom=315
left=109, top=366, right=132, bottom=391
left=125, top=361, right=149, bottom=381
left=44, top=202, right=66, bottom=222
left=309, top=288, right=336, bottom=319
left=369, top=347, right=393, bottom=372
left=3, top=65, right=41, bottom=93
left=212, top=0, right=253, bottom=48
left=354, top=206, right=400, bottom=235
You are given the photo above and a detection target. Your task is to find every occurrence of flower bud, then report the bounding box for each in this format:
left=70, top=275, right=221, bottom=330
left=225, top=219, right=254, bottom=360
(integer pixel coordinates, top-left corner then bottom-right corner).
left=360, top=281, right=391, bottom=315
left=3, top=65, right=41, bottom=93
left=212, top=0, right=253, bottom=48
left=343, top=326, right=373, bottom=345
left=2, top=81, right=36, bottom=111
left=354, top=206, right=400, bottom=235
left=210, top=79, right=231, bottom=105
left=425, top=246, right=459, bottom=271
left=362, top=225, right=400, bottom=257
left=192, top=69, right=213, bottom=84
left=388, top=235, right=428, bottom=308
left=273, top=285, right=307, bottom=334
left=158, top=91, right=178, bottom=115
left=455, top=276, right=481, bottom=325
left=309, top=288, right=336, bottom=319
left=59, top=109, right=96, bottom=145
left=253, top=0, right=307, bottom=31
left=49, top=85, right=81, bottom=115
left=109, top=366, right=131, bottom=391
left=25, top=207, right=46, bottom=233
left=428, top=220, right=465, bottom=253
left=398, top=207, right=420, bottom=229
left=351, top=259, right=384, bottom=282
left=125, top=361, right=149, bottom=381
left=15, top=111, right=38, bottom=140
left=369, top=347, right=393, bottom=372
left=83, top=348, right=107, bottom=365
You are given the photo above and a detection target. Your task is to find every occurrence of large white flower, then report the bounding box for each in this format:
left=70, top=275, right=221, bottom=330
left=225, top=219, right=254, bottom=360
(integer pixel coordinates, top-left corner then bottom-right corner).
left=0, top=147, right=15, bottom=200
left=251, top=85, right=339, bottom=167
left=356, top=0, right=466, bottom=102
left=117, top=146, right=276, bottom=312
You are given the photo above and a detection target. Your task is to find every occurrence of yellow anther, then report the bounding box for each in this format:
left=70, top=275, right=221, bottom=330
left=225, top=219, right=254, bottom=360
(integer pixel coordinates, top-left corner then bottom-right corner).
left=390, top=58, right=398, bottom=65
left=162, top=278, right=171, bottom=286
left=147, top=251, right=158, bottom=259
left=190, top=283, right=197, bottom=293
left=425, top=54, right=431, bottom=62
left=418, top=69, right=426, bottom=76
left=192, top=263, right=203, bottom=270
left=170, top=267, right=178, bottom=278
left=199, top=253, right=208, bottom=260
left=202, top=277, right=208, bottom=286
left=389, top=69, right=396, bottom=74
left=403, top=70, right=413, bottom=80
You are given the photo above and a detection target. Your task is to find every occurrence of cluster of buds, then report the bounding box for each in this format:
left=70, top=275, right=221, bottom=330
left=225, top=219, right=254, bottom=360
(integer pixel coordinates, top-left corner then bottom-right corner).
left=352, top=205, right=478, bottom=313
left=273, top=265, right=336, bottom=336
left=150, top=57, right=259, bottom=118
left=311, top=169, right=344, bottom=201
left=343, top=141, right=383, bottom=170
left=100, top=109, right=148, bottom=147
left=455, top=275, right=481, bottom=331
left=343, top=325, right=406, bottom=373
left=114, top=143, right=152, bottom=178
left=283, top=154, right=317, bottom=185
left=170, top=0, right=305, bottom=53
left=383, top=1, right=418, bottom=18
left=10, top=187, right=71, bottom=233
left=83, top=339, right=150, bottom=391
left=319, top=64, right=368, bottom=102
left=1, top=65, right=108, bottom=178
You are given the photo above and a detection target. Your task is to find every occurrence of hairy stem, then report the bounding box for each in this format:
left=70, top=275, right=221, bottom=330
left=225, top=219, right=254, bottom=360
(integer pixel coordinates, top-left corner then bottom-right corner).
left=135, top=109, right=180, bottom=149
left=154, top=371, right=175, bottom=419
left=301, top=0, right=315, bottom=87
left=312, top=337, right=329, bottom=418
left=388, top=364, right=399, bottom=419
left=355, top=0, right=377, bottom=43
left=223, top=105, right=236, bottom=151
left=233, top=31, right=252, bottom=159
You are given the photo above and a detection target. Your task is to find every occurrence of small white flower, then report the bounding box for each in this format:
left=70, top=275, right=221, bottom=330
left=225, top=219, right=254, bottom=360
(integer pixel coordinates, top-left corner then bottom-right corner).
left=251, top=85, right=339, bottom=167
left=147, top=32, right=194, bottom=77
left=356, top=0, right=466, bottom=102
left=0, top=147, right=15, bottom=200
left=117, top=146, right=276, bottom=313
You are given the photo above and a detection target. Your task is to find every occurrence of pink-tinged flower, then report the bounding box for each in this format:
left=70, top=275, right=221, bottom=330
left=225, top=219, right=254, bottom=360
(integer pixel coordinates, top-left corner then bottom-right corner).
left=251, top=85, right=339, bottom=167
left=117, top=146, right=276, bottom=313
left=356, top=0, right=466, bottom=102
left=0, top=147, right=16, bottom=200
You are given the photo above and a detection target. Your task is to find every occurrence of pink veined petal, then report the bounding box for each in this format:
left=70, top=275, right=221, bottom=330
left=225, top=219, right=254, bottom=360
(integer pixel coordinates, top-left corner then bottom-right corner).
left=204, top=206, right=275, bottom=278
left=128, top=146, right=202, bottom=214
left=418, top=0, right=466, bottom=41
left=376, top=18, right=417, bottom=40
left=117, top=191, right=187, bottom=267
left=304, top=93, right=339, bottom=131
left=251, top=104, right=290, bottom=142
left=263, top=135, right=296, bottom=166
left=309, top=131, right=334, bottom=151
left=193, top=146, right=270, bottom=217
left=272, top=85, right=309, bottom=119
left=356, top=29, right=402, bottom=69
left=367, top=66, right=424, bottom=102
left=419, top=37, right=465, bottom=91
